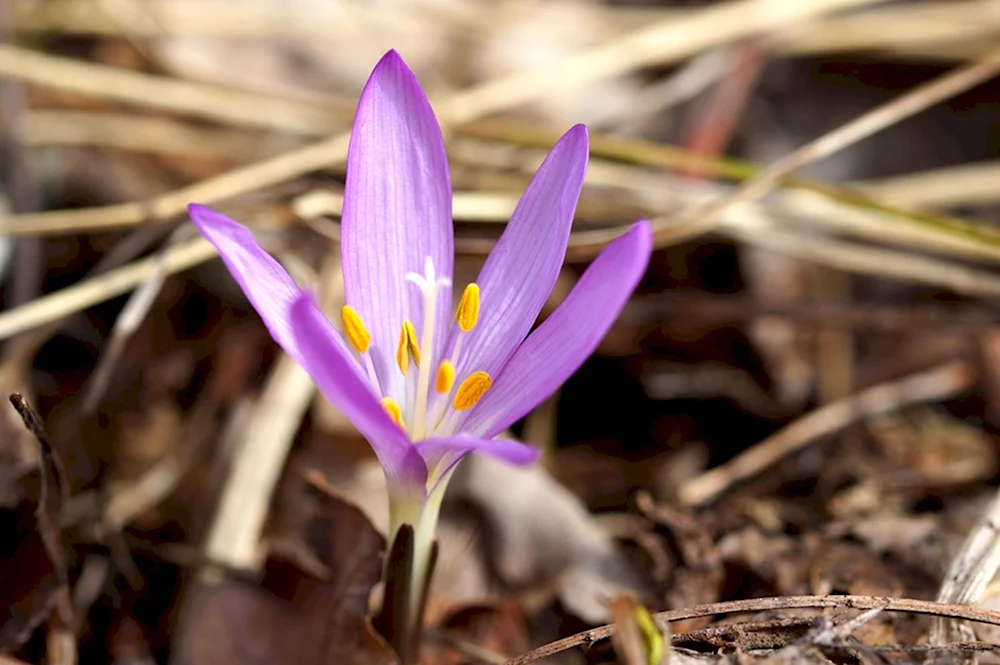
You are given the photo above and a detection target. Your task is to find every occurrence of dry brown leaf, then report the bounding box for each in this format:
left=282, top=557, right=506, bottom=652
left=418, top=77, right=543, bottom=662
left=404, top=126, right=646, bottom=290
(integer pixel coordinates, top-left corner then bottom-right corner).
left=174, top=474, right=397, bottom=665
left=308, top=446, right=642, bottom=624
left=451, top=454, right=643, bottom=624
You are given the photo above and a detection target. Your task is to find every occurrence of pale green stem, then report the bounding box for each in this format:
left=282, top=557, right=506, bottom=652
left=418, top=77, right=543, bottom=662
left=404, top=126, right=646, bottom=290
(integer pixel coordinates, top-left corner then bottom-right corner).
left=408, top=479, right=446, bottom=619
left=388, top=490, right=423, bottom=543
left=386, top=468, right=455, bottom=636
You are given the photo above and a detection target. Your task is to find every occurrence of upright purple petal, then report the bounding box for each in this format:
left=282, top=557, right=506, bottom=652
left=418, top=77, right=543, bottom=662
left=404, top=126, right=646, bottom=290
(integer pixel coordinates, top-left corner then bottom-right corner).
left=462, top=221, right=653, bottom=438
left=288, top=294, right=428, bottom=492
left=341, top=50, right=454, bottom=397
left=189, top=204, right=359, bottom=373
left=449, top=126, right=588, bottom=383
left=417, top=434, right=539, bottom=490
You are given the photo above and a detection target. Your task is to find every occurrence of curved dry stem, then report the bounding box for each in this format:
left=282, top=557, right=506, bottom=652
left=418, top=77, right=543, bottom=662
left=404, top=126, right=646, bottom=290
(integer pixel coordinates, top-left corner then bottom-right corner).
left=503, top=594, right=1000, bottom=665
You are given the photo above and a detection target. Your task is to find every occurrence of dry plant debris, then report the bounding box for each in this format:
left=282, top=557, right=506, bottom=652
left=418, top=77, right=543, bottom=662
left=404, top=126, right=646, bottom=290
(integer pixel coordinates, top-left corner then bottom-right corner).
left=7, top=0, right=1000, bottom=663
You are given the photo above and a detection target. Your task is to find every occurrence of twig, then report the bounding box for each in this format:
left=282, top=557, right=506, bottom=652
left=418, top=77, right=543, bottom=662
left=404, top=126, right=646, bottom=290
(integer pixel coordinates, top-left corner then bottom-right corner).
left=720, top=215, right=1000, bottom=299
left=654, top=44, right=1000, bottom=249
left=80, top=229, right=181, bottom=413
left=503, top=595, right=1000, bottom=665
left=0, top=44, right=342, bottom=135
left=202, top=355, right=313, bottom=570
left=469, top=119, right=1000, bottom=265
left=776, top=188, right=1000, bottom=266
left=438, top=0, right=882, bottom=123
left=9, top=176, right=1000, bottom=346
left=680, top=39, right=763, bottom=178
left=23, top=110, right=288, bottom=161
left=627, top=293, right=1000, bottom=332
left=855, top=160, right=1000, bottom=209
left=677, top=360, right=974, bottom=506
left=0, top=236, right=217, bottom=341
left=774, top=0, right=998, bottom=60
left=619, top=46, right=736, bottom=134
left=16, top=0, right=994, bottom=64
left=0, top=0, right=879, bottom=237
left=1, top=132, right=353, bottom=234
left=8, top=394, right=75, bottom=665
left=9, top=393, right=68, bottom=509
left=12, top=0, right=484, bottom=39
left=585, top=159, right=1000, bottom=292
left=811, top=607, right=885, bottom=644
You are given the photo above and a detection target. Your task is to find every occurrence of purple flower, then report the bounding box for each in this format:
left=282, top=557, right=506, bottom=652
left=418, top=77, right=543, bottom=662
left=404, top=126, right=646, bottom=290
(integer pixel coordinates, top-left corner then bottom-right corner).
left=188, top=50, right=651, bottom=515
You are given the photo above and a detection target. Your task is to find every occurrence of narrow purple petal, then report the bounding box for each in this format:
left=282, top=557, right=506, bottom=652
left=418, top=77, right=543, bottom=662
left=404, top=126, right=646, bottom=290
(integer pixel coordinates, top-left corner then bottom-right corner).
left=189, top=203, right=359, bottom=370
left=341, top=50, right=453, bottom=397
left=462, top=220, right=653, bottom=438
left=449, top=125, right=588, bottom=383
left=288, top=294, right=428, bottom=491
left=417, top=434, right=539, bottom=488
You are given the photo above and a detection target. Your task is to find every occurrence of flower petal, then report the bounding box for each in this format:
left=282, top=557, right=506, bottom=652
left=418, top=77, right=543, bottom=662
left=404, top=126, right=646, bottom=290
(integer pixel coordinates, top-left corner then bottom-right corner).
left=462, top=220, right=653, bottom=438
left=450, top=125, right=588, bottom=382
left=341, top=50, right=453, bottom=397
left=417, top=434, right=539, bottom=488
left=189, top=203, right=355, bottom=368
left=288, top=294, right=428, bottom=491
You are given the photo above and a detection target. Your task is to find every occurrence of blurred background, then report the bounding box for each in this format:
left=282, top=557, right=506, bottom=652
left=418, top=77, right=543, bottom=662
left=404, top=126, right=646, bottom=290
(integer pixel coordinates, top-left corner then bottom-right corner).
left=5, top=0, right=1000, bottom=663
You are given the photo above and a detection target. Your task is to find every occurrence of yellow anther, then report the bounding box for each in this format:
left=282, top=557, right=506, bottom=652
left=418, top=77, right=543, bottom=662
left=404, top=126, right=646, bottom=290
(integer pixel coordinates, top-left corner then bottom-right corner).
left=341, top=305, right=370, bottom=353
left=396, top=327, right=410, bottom=374
left=452, top=371, right=492, bottom=411
left=435, top=360, right=456, bottom=394
left=403, top=320, right=421, bottom=364
left=395, top=320, right=421, bottom=374
left=456, top=283, right=480, bottom=332
left=381, top=397, right=407, bottom=432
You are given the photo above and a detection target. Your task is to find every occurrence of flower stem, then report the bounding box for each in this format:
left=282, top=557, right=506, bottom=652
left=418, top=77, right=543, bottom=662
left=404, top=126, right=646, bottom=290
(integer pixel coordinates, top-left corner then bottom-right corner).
left=409, top=481, right=446, bottom=618
left=379, top=474, right=453, bottom=664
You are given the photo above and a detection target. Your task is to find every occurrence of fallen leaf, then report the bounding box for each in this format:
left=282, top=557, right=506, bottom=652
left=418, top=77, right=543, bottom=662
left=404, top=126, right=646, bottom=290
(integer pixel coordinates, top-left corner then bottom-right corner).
left=309, top=445, right=642, bottom=624
left=451, top=454, right=644, bottom=624
left=174, top=472, right=397, bottom=665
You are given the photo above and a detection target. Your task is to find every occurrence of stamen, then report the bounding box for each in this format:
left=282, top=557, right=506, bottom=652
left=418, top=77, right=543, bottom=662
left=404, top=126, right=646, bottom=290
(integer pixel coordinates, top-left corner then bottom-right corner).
left=381, top=397, right=407, bottom=432
left=395, top=320, right=421, bottom=376
left=456, top=284, right=480, bottom=332
left=453, top=371, right=493, bottom=411
left=403, top=320, right=421, bottom=365
left=341, top=305, right=370, bottom=353
left=435, top=360, right=455, bottom=394
left=396, top=326, right=410, bottom=375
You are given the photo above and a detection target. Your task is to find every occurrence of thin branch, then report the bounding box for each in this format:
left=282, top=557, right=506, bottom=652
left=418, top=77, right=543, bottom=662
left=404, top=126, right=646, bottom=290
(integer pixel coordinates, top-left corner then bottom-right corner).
left=504, top=595, right=1000, bottom=665
left=0, top=0, right=879, bottom=237
left=0, top=44, right=342, bottom=135
left=0, top=236, right=217, bottom=341
left=677, top=361, right=974, bottom=506
left=651, top=44, right=1000, bottom=250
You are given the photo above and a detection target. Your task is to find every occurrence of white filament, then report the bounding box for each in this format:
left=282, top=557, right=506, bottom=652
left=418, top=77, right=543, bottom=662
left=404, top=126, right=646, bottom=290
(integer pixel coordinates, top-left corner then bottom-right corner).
left=404, top=257, right=450, bottom=439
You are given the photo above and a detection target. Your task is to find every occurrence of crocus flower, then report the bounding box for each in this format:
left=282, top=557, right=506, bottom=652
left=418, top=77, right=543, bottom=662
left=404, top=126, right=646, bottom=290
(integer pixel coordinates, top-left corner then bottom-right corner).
left=189, top=51, right=651, bottom=569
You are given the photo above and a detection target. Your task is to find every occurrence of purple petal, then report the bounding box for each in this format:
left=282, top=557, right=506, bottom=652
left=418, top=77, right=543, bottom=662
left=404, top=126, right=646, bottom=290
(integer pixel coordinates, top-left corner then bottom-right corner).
left=417, top=434, right=539, bottom=487
left=189, top=203, right=359, bottom=370
left=462, top=220, right=653, bottom=438
left=341, top=50, right=453, bottom=396
left=449, top=125, right=588, bottom=383
left=288, top=294, right=428, bottom=491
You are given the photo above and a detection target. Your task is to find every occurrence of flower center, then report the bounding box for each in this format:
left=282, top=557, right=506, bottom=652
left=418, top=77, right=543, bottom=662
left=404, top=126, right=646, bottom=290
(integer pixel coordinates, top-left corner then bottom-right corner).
left=340, top=257, right=491, bottom=440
